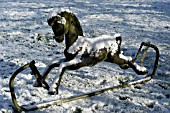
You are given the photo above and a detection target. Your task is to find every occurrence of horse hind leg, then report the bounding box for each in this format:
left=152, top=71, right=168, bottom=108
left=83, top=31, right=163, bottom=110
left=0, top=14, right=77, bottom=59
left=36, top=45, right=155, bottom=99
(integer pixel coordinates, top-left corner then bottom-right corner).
left=106, top=52, right=132, bottom=69
left=115, top=52, right=148, bottom=75
left=118, top=52, right=132, bottom=69
left=107, top=51, right=148, bottom=75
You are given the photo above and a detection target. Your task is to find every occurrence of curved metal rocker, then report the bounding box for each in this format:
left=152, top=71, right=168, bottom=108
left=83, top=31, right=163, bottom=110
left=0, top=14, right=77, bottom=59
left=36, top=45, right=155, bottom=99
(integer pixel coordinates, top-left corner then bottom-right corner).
left=9, top=10, right=160, bottom=112
left=9, top=42, right=159, bottom=112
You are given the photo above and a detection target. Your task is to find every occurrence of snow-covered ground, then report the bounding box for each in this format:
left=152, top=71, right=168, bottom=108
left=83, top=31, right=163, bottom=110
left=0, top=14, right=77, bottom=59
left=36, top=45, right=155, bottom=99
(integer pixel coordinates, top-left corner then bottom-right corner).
left=0, top=0, right=170, bottom=112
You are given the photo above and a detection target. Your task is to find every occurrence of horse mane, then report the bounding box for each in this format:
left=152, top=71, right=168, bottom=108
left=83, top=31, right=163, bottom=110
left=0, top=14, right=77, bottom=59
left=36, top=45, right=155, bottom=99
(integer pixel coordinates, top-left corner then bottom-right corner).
left=59, top=11, right=83, bottom=36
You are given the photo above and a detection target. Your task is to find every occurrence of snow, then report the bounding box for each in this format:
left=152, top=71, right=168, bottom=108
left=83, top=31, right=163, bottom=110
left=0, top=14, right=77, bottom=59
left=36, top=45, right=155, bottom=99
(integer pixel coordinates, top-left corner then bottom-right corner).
left=48, top=8, right=72, bottom=19
left=57, top=17, right=67, bottom=25
left=119, top=53, right=132, bottom=61
left=48, top=8, right=68, bottom=25
left=68, top=34, right=120, bottom=56
left=0, top=0, right=170, bottom=113
left=134, top=62, right=147, bottom=73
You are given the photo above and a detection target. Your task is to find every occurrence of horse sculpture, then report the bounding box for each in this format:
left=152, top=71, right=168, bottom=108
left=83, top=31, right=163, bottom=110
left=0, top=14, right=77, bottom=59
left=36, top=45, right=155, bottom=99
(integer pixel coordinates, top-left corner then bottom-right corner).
left=34, top=10, right=152, bottom=94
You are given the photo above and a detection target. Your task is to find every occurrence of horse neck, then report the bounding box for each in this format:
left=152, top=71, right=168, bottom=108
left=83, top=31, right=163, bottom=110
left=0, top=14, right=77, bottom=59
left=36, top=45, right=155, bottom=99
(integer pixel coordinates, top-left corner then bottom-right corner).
left=61, top=12, right=83, bottom=50
left=65, top=28, right=79, bottom=50
left=63, top=30, right=79, bottom=61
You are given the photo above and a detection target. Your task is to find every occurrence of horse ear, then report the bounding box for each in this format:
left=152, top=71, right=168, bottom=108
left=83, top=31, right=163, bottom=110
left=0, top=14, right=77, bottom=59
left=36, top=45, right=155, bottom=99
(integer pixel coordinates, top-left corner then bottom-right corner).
left=60, top=11, right=83, bottom=36
left=71, top=14, right=84, bottom=36
left=47, top=17, right=55, bottom=26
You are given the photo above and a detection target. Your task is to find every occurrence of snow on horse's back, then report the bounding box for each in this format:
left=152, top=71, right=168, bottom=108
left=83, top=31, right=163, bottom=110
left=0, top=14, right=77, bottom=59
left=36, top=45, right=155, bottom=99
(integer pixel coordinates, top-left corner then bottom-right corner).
left=68, top=33, right=121, bottom=56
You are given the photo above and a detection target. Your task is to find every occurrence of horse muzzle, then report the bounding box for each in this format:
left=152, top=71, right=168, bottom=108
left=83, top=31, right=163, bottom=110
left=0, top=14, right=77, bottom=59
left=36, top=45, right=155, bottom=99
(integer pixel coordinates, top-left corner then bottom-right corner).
left=53, top=35, right=64, bottom=43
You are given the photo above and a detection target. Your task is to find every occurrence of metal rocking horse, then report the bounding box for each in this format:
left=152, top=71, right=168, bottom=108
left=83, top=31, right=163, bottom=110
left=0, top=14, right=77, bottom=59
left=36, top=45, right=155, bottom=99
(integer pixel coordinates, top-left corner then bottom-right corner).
left=9, top=9, right=159, bottom=111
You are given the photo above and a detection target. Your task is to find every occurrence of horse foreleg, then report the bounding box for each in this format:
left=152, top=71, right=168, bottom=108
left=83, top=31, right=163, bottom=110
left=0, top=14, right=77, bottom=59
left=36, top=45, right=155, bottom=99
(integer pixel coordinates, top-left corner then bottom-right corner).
left=33, top=57, right=66, bottom=88
left=48, top=68, right=66, bottom=95
left=49, top=57, right=82, bottom=94
left=41, top=57, right=66, bottom=81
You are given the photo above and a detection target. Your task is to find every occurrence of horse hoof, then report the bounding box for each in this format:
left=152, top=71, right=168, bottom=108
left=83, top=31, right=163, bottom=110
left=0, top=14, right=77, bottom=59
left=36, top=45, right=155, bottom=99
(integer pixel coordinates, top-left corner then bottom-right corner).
left=33, top=80, right=42, bottom=87
left=48, top=90, right=58, bottom=95
left=119, top=64, right=129, bottom=69
left=49, top=85, right=59, bottom=95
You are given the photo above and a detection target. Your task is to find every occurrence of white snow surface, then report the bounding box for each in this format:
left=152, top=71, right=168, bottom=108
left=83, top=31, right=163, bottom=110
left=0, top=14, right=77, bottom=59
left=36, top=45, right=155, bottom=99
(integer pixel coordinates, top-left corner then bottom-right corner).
left=0, top=0, right=170, bottom=113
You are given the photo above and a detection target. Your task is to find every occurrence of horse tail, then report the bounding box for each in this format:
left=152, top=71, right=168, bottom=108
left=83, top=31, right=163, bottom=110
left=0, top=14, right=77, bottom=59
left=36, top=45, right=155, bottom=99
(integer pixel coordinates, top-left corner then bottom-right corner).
left=115, top=33, right=122, bottom=46
left=114, top=33, right=122, bottom=53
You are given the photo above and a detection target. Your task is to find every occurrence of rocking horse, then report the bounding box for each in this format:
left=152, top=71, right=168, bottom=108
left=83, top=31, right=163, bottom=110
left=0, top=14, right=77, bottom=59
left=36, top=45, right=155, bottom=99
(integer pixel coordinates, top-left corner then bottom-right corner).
left=9, top=9, right=159, bottom=111
left=34, top=10, right=158, bottom=94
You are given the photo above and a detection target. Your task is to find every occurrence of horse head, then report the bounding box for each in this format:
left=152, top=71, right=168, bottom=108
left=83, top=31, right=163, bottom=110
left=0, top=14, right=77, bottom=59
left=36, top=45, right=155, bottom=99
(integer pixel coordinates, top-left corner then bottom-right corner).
left=47, top=14, right=68, bottom=43
left=47, top=10, right=83, bottom=46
